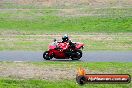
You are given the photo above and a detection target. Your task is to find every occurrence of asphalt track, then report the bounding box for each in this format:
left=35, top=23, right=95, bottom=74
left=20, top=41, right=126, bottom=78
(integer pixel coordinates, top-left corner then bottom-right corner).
left=0, top=51, right=132, bottom=62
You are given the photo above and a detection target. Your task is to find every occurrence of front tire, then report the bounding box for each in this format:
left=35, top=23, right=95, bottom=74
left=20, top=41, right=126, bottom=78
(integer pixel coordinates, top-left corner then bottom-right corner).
left=43, top=51, right=52, bottom=60
left=71, top=50, right=82, bottom=60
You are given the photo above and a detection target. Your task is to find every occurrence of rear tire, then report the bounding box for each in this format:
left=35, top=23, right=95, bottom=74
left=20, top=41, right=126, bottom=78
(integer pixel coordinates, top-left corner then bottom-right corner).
left=43, top=51, right=52, bottom=60
left=71, top=50, right=82, bottom=60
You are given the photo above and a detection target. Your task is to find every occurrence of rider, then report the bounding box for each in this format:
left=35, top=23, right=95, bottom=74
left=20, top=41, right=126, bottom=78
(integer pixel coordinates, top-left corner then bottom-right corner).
left=62, top=34, right=75, bottom=57
left=62, top=34, right=74, bottom=46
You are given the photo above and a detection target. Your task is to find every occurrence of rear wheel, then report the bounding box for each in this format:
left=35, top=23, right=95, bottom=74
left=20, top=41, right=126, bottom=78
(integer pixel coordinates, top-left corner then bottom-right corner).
left=71, top=50, right=82, bottom=60
left=43, top=51, right=52, bottom=60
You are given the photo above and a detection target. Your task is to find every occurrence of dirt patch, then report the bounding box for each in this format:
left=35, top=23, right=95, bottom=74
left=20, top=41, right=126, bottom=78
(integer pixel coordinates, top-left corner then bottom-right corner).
left=0, top=62, right=101, bottom=80
left=1, top=0, right=132, bottom=8
left=0, top=33, right=132, bottom=41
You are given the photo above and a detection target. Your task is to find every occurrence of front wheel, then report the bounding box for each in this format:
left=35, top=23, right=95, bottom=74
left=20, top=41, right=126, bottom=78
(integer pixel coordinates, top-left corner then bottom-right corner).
left=71, top=50, right=82, bottom=60
left=43, top=51, right=52, bottom=60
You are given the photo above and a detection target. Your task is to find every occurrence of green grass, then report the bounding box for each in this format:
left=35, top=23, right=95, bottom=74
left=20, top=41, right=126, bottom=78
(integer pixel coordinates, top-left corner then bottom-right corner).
left=0, top=8, right=132, bottom=51
left=0, top=8, right=132, bottom=34
left=0, top=79, right=131, bottom=88
left=0, top=62, right=132, bottom=88
left=0, top=16, right=131, bottom=33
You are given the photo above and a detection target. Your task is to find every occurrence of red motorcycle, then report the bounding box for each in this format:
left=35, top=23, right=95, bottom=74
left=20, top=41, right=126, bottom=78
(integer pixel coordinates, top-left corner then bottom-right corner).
left=43, top=40, right=84, bottom=60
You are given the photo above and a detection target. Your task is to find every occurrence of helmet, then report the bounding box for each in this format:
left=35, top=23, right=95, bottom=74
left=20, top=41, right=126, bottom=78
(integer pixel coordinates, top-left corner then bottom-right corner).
left=62, top=34, right=69, bottom=42
left=54, top=38, right=57, bottom=42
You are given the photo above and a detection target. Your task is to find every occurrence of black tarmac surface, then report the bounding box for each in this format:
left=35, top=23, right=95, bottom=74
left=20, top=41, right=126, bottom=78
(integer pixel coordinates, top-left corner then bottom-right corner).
left=0, top=51, right=132, bottom=62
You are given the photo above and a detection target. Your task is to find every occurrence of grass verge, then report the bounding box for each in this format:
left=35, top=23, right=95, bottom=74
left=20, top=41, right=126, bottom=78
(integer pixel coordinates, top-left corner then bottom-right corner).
left=0, top=8, right=132, bottom=33
left=0, top=62, right=132, bottom=88
left=0, top=33, right=131, bottom=51
left=0, top=8, right=132, bottom=51
left=0, top=79, right=131, bottom=88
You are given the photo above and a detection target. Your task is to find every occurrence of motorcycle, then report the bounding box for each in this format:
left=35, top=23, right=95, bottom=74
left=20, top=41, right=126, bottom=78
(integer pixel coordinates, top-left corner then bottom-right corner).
left=43, top=40, right=84, bottom=60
